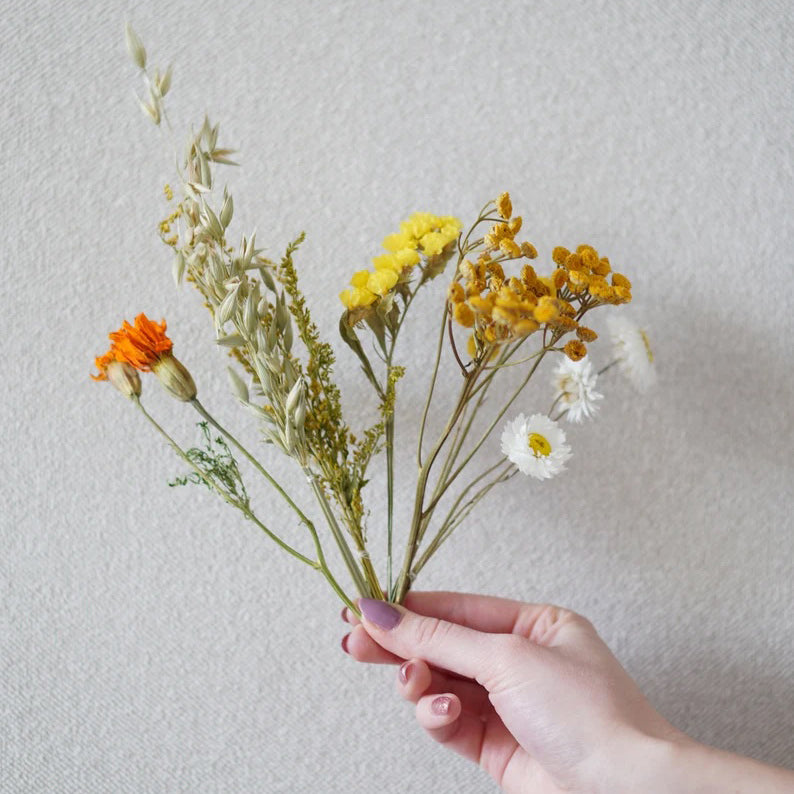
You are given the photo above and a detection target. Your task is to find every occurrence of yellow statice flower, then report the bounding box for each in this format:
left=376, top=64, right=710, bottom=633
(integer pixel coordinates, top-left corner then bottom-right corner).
left=340, top=212, right=461, bottom=312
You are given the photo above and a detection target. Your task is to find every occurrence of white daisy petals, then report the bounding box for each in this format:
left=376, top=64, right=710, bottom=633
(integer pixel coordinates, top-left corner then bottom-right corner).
left=552, top=355, right=603, bottom=423
left=500, top=413, right=571, bottom=480
left=606, top=316, right=657, bottom=393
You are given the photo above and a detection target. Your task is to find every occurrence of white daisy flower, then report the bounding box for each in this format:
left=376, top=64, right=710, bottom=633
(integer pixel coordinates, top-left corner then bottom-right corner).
left=500, top=413, right=571, bottom=480
left=552, top=355, right=603, bottom=423
left=606, top=316, right=657, bottom=393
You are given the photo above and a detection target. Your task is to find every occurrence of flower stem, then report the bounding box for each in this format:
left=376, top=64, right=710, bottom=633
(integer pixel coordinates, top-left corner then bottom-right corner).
left=412, top=462, right=515, bottom=578
left=135, top=398, right=313, bottom=568
left=138, top=398, right=357, bottom=612
left=305, top=470, right=371, bottom=597
left=190, top=398, right=313, bottom=529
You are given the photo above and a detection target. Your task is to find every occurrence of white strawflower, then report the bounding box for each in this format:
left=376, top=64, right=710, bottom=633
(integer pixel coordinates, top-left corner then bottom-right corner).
left=552, top=355, right=603, bottom=423
left=606, top=316, right=657, bottom=393
left=500, top=413, right=571, bottom=480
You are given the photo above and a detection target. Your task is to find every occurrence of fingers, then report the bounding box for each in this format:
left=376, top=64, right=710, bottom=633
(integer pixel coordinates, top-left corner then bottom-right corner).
left=356, top=597, right=533, bottom=682
left=397, top=658, right=492, bottom=718
left=414, top=692, right=519, bottom=772
left=342, top=624, right=402, bottom=664
left=403, top=591, right=585, bottom=647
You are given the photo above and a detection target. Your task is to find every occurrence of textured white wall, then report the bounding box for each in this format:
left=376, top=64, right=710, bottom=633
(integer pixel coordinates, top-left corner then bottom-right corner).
left=2, top=0, right=792, bottom=791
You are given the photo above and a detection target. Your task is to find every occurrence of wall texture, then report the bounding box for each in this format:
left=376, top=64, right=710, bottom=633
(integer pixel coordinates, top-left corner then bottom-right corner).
left=2, top=1, right=792, bottom=791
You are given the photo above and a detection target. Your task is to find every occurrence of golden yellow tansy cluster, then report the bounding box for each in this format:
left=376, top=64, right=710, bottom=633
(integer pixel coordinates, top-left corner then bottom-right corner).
left=339, top=213, right=462, bottom=311
left=448, top=193, right=632, bottom=361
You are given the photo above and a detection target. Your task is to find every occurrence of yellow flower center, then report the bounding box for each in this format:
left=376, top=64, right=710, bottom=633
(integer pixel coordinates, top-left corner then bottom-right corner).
left=640, top=330, right=654, bottom=363
left=528, top=432, right=551, bottom=457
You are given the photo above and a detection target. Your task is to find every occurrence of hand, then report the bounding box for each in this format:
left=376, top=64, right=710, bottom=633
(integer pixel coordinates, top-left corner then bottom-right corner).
left=341, top=591, right=794, bottom=794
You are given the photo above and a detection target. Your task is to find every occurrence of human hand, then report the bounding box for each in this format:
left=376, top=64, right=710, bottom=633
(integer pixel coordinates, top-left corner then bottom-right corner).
left=341, top=592, right=794, bottom=794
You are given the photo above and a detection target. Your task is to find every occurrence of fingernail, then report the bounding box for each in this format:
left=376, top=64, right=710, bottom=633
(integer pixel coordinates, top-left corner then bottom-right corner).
left=341, top=633, right=350, bottom=654
left=398, top=661, right=414, bottom=684
left=340, top=606, right=349, bottom=622
left=359, top=598, right=402, bottom=630
left=431, top=696, right=451, bottom=716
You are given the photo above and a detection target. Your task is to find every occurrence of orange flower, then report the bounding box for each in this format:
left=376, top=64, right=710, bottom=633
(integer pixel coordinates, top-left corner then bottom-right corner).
left=91, top=350, right=117, bottom=382
left=109, top=313, right=173, bottom=371
left=93, top=313, right=195, bottom=401
left=91, top=350, right=142, bottom=398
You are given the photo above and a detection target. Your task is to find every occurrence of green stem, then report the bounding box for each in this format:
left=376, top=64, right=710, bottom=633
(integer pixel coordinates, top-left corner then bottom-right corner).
left=412, top=464, right=516, bottom=578
left=424, top=342, right=554, bottom=515
left=417, top=307, right=449, bottom=468
left=191, top=398, right=314, bottom=530
left=146, top=398, right=356, bottom=612
left=135, top=398, right=315, bottom=569
left=394, top=367, right=480, bottom=603
left=385, top=403, right=395, bottom=598
left=306, top=470, right=370, bottom=597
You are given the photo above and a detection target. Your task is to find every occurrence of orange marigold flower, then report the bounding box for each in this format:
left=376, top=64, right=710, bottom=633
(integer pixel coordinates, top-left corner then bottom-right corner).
left=91, top=350, right=142, bottom=398
left=109, top=313, right=173, bottom=371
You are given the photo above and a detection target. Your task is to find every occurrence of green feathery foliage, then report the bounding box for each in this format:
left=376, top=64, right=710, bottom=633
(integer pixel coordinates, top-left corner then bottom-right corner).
left=170, top=422, right=250, bottom=508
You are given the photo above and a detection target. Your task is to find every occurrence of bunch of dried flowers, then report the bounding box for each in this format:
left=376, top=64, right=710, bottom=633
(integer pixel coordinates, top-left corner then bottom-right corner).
left=93, top=26, right=656, bottom=612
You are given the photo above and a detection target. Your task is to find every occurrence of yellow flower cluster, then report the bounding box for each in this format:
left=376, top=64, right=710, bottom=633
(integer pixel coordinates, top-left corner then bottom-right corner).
left=448, top=194, right=632, bottom=361
left=449, top=255, right=572, bottom=353
left=340, top=213, right=462, bottom=310
left=550, top=244, right=633, bottom=306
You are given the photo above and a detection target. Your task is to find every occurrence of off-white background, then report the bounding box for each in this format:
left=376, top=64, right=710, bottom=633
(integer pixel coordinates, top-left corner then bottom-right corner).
left=2, top=1, right=792, bottom=791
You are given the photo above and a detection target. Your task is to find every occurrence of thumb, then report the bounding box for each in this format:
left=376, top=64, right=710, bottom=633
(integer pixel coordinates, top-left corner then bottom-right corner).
left=357, top=597, right=521, bottom=683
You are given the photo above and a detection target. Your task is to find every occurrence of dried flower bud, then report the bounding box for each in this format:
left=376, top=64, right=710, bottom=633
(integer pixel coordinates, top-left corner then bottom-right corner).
left=172, top=250, right=186, bottom=286
left=520, top=242, right=538, bottom=259
left=220, top=193, right=234, bottom=229
left=158, top=64, right=173, bottom=96
left=152, top=354, right=197, bottom=401
left=576, top=326, right=598, bottom=343
left=106, top=360, right=142, bottom=398
left=496, top=192, right=512, bottom=220
left=563, top=339, right=587, bottom=361
left=124, top=22, right=147, bottom=69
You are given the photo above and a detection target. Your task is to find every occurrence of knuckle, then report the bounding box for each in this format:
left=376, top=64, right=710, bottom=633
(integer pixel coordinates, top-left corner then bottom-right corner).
left=412, top=616, right=450, bottom=650
left=524, top=604, right=584, bottom=645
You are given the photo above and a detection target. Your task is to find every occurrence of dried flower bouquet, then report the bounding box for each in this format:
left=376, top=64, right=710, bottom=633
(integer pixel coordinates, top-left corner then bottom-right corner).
left=93, top=27, right=656, bottom=613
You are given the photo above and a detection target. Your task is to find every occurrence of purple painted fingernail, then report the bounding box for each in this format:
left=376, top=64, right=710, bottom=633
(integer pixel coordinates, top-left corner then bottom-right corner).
left=359, top=598, right=402, bottom=630
left=340, top=606, right=349, bottom=622
left=341, top=633, right=350, bottom=654
left=431, top=696, right=451, bottom=716
left=398, top=661, right=413, bottom=684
